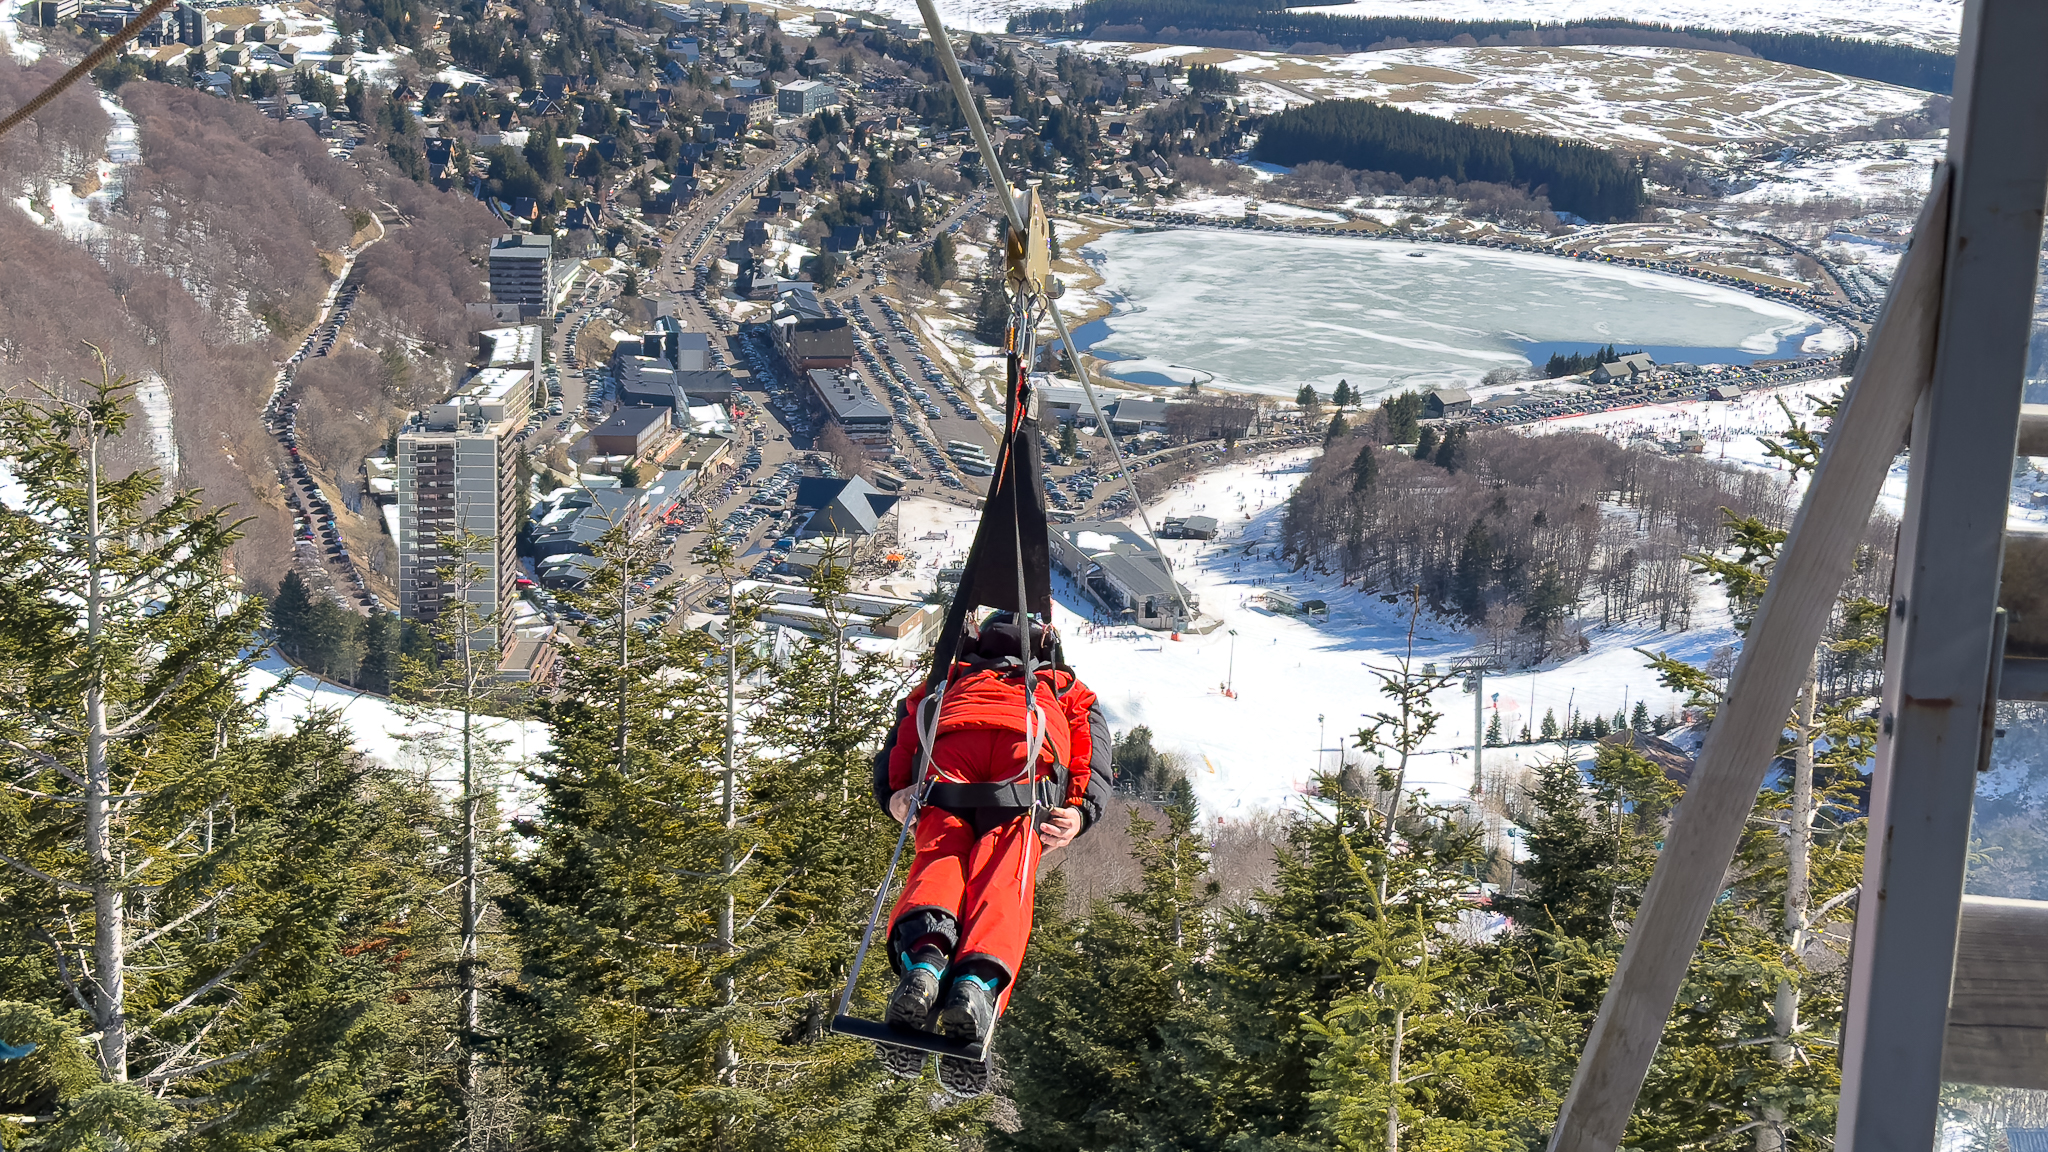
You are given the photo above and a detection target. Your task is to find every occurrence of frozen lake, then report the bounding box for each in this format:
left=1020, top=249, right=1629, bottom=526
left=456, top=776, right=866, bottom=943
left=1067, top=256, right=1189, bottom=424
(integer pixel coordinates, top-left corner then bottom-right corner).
left=1075, top=229, right=1847, bottom=401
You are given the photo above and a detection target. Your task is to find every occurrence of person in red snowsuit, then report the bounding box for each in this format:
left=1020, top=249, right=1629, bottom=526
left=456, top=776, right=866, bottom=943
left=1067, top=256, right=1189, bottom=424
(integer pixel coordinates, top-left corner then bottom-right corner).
left=869, top=612, right=1110, bottom=1069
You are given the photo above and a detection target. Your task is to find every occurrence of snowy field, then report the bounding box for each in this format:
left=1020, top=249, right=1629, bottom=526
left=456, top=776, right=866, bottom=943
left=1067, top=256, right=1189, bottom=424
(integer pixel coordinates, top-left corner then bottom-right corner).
left=1281, top=0, right=1962, bottom=52
left=1728, top=137, right=1946, bottom=206
left=1148, top=45, right=1936, bottom=163
left=1172, top=194, right=1346, bottom=223
left=1077, top=227, right=1845, bottom=400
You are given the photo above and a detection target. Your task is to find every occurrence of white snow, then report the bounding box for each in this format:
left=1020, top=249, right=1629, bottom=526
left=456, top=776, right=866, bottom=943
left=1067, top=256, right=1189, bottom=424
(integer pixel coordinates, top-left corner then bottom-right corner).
left=1727, top=137, right=1947, bottom=205
left=893, top=454, right=1723, bottom=822
left=1071, top=41, right=1937, bottom=161
left=244, top=652, right=550, bottom=824
left=134, top=373, right=179, bottom=477
left=1281, top=0, right=1963, bottom=53
left=1172, top=194, right=1345, bottom=222
left=0, top=0, right=41, bottom=62
left=1272, top=45, right=1936, bottom=162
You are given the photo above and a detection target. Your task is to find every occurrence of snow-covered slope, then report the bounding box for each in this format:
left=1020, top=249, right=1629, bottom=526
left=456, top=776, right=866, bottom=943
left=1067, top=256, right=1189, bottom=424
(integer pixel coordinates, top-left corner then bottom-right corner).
left=1283, top=0, right=1963, bottom=53
left=896, top=452, right=1731, bottom=820
left=243, top=653, right=549, bottom=822
left=1262, top=45, right=1931, bottom=161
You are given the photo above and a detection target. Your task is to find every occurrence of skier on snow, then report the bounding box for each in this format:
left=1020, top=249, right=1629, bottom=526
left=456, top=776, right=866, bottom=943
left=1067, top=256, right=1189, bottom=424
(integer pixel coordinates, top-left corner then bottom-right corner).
left=870, top=610, right=1110, bottom=1091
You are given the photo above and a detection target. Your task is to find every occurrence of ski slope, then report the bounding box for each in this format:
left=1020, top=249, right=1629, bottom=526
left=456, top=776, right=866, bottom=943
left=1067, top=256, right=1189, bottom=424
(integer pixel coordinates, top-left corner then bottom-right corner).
left=897, top=447, right=1735, bottom=822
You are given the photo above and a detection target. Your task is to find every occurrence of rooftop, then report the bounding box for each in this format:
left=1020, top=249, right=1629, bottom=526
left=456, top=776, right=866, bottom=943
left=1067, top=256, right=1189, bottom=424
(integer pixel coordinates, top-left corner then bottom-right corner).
left=806, top=368, right=890, bottom=424
left=477, top=324, right=542, bottom=367
left=491, top=232, right=552, bottom=261
left=592, top=405, right=670, bottom=438
left=1060, top=521, right=1180, bottom=600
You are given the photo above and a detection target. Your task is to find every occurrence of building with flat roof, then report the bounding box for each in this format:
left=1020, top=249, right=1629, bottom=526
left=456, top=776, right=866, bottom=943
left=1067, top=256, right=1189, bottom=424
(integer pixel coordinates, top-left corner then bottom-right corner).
left=775, top=315, right=855, bottom=374
left=477, top=324, right=543, bottom=375
left=1038, top=383, right=1100, bottom=424
left=488, top=232, right=555, bottom=308
left=590, top=405, right=670, bottom=456
left=804, top=369, right=892, bottom=434
left=777, top=79, right=840, bottom=116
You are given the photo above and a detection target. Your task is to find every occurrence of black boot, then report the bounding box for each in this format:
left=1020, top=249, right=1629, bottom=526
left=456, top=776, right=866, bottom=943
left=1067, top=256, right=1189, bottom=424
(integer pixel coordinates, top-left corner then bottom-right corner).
left=877, top=956, right=943, bottom=1079
left=937, top=972, right=998, bottom=1098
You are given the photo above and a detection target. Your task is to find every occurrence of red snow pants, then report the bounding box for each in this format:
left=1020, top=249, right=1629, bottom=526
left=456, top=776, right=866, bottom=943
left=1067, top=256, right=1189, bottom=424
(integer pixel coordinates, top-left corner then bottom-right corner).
left=889, top=728, right=1048, bottom=1006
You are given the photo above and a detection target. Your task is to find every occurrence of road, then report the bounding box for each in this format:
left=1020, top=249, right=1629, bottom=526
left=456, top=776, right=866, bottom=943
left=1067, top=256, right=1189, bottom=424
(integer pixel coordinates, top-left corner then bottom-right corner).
left=266, top=212, right=387, bottom=613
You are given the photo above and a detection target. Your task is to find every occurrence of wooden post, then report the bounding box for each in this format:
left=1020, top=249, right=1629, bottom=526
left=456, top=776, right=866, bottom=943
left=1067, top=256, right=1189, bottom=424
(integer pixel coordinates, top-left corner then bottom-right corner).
left=1545, top=168, right=1952, bottom=1152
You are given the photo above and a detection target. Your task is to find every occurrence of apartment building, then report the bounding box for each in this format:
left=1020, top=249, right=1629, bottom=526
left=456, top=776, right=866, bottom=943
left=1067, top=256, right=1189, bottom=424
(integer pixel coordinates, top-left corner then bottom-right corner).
left=395, top=367, right=535, bottom=653
left=488, top=232, right=555, bottom=309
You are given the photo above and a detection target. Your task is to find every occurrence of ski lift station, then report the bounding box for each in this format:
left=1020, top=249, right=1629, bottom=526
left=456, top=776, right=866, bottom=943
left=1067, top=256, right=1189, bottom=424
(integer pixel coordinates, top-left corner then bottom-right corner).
left=1053, top=521, right=1201, bottom=630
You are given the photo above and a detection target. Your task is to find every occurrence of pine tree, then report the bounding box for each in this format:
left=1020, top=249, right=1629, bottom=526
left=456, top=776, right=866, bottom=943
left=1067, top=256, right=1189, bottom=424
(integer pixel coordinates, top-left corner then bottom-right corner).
left=1379, top=391, right=1424, bottom=445
left=502, top=525, right=962, bottom=1147
left=272, top=568, right=315, bottom=652
left=1412, top=425, right=1439, bottom=461
left=1325, top=412, right=1348, bottom=445
left=1059, top=421, right=1078, bottom=458
left=1631, top=700, right=1651, bottom=732
left=1540, top=709, right=1559, bottom=740
left=391, top=526, right=527, bottom=1142
left=0, top=351, right=437, bottom=1143
left=1433, top=426, right=1468, bottom=473
left=1486, top=712, right=1503, bottom=746
left=360, top=608, right=400, bottom=694
left=1332, top=379, right=1353, bottom=409
left=1296, top=383, right=1321, bottom=420
left=1002, top=798, right=1221, bottom=1151
left=1350, top=441, right=1377, bottom=494
left=972, top=275, right=1011, bottom=346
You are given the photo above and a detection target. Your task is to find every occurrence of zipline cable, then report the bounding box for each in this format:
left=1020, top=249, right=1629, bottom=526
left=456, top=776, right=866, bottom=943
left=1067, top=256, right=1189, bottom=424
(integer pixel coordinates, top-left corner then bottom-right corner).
left=913, top=0, right=1194, bottom=626
left=0, top=0, right=176, bottom=144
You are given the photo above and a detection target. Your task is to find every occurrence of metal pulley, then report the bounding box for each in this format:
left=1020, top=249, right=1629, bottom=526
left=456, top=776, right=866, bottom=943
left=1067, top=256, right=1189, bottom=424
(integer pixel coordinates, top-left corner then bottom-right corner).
left=1005, top=186, right=1053, bottom=298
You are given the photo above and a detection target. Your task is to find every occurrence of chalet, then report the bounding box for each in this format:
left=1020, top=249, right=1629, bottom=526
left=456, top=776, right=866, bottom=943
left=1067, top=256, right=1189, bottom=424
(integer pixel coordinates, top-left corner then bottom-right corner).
left=1708, top=384, right=1745, bottom=401
left=1591, top=352, right=1656, bottom=383
left=793, top=475, right=898, bottom=538
left=1424, top=388, right=1472, bottom=419
left=1104, top=398, right=1170, bottom=434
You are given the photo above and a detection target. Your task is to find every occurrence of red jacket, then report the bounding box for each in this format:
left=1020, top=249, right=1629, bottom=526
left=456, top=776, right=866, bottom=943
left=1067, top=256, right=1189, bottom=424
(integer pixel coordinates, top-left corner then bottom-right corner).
left=887, top=661, right=1098, bottom=808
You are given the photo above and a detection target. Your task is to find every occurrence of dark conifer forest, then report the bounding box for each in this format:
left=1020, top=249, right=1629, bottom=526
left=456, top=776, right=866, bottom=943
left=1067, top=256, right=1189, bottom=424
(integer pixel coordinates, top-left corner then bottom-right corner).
left=1252, top=100, right=1648, bottom=223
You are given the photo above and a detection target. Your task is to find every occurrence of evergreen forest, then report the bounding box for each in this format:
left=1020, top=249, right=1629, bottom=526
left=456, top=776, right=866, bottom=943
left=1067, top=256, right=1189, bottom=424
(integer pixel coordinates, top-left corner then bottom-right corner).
left=1544, top=345, right=1643, bottom=378
left=1008, top=0, right=1956, bottom=92
left=0, top=356, right=1997, bottom=1149
left=1252, top=101, right=1647, bottom=223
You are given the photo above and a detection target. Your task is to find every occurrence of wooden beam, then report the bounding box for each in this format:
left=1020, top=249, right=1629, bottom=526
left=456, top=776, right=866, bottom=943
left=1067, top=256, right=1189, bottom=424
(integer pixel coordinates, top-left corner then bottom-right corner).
left=1837, top=0, right=2048, bottom=1136
left=1545, top=170, right=1952, bottom=1152
left=1945, top=896, right=2048, bottom=1091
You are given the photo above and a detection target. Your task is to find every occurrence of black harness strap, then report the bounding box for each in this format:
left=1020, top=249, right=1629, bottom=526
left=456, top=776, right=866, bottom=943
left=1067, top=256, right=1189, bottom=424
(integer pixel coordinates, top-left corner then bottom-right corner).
left=924, top=778, right=1064, bottom=812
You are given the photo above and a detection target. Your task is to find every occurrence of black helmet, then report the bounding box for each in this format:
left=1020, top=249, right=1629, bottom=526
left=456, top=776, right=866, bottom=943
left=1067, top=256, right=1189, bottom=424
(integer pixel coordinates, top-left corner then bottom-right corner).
left=968, top=610, right=1056, bottom=662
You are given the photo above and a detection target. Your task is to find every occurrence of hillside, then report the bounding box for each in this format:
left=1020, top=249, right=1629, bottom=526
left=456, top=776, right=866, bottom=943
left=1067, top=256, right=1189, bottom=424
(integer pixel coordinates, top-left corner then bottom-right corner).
left=0, top=60, right=497, bottom=581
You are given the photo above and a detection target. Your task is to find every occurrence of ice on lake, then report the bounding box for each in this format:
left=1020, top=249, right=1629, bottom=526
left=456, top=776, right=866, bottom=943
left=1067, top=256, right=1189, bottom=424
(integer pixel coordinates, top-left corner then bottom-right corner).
left=1075, top=229, right=1844, bottom=402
